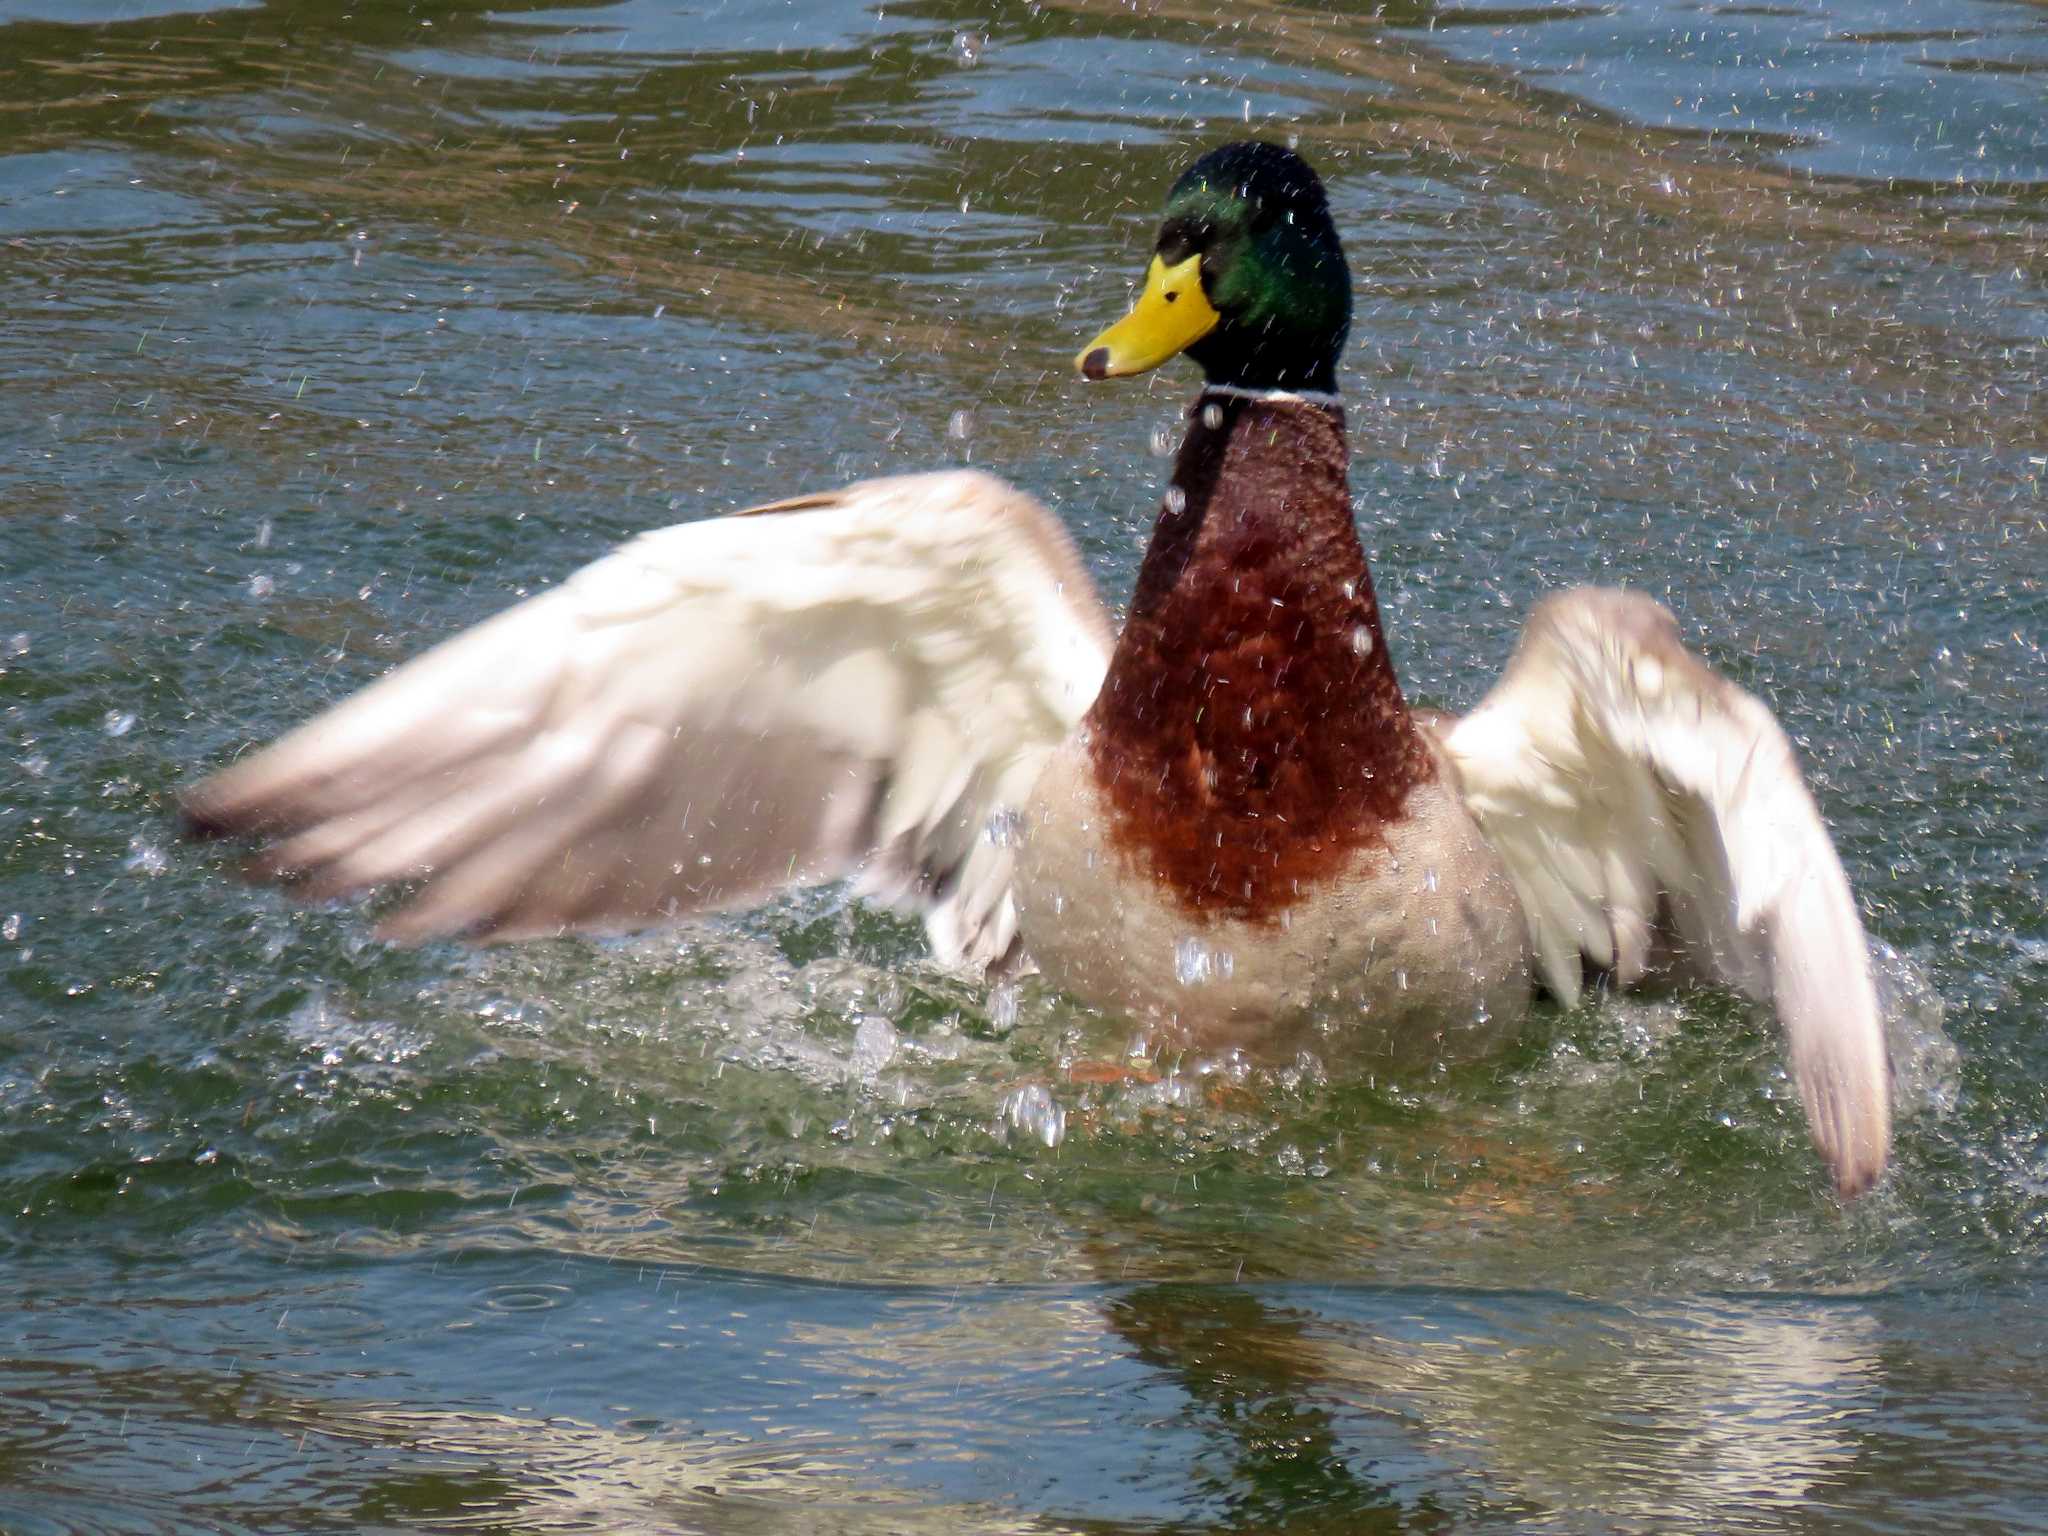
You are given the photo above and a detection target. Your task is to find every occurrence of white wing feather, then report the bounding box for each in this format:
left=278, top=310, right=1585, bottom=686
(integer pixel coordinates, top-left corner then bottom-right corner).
left=1444, top=588, right=1890, bottom=1195
left=183, top=471, right=1113, bottom=972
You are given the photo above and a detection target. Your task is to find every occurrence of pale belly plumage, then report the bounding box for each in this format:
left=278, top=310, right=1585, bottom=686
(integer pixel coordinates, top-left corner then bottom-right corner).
left=1011, top=726, right=1532, bottom=1069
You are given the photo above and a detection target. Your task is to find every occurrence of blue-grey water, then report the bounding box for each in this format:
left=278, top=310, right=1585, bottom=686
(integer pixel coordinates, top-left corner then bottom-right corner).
left=2, top=0, right=2044, bottom=1530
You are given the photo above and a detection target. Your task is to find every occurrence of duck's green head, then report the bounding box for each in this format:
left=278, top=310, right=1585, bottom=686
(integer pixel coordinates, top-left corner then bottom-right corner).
left=1077, top=141, right=1351, bottom=395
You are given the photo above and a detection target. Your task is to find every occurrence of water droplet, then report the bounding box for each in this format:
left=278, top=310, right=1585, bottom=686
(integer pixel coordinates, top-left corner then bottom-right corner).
left=1395, top=968, right=1409, bottom=991
left=248, top=573, right=275, bottom=600
left=999, top=1083, right=1065, bottom=1148
left=952, top=29, right=984, bottom=65
left=102, top=710, right=136, bottom=738
left=1350, top=626, right=1374, bottom=658
left=1164, top=485, right=1187, bottom=515
left=5, top=633, right=27, bottom=658
left=1422, top=866, right=1439, bottom=893
left=1201, top=402, right=1224, bottom=430
left=988, top=982, right=1020, bottom=1033
left=947, top=408, right=975, bottom=441
left=124, top=837, right=168, bottom=877
left=1, top=914, right=19, bottom=942
left=984, top=808, right=1023, bottom=848
left=852, top=1015, right=898, bottom=1076
left=1174, top=937, right=1234, bottom=987
left=1148, top=424, right=1175, bottom=457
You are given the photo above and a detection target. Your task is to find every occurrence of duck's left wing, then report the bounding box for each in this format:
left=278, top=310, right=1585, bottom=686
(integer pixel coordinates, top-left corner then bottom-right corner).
left=1442, top=588, right=1889, bottom=1196
left=182, top=471, right=1113, bottom=972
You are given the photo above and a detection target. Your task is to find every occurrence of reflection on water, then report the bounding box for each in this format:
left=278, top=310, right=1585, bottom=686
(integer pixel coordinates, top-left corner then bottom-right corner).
left=9, top=1247, right=2048, bottom=1532
left=2, top=0, right=2045, bottom=1528
left=1110, top=1281, right=1890, bottom=1528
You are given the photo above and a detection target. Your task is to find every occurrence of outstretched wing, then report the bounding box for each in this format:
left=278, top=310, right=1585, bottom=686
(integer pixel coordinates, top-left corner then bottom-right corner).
left=1443, top=588, right=1889, bottom=1196
left=182, top=471, right=1113, bottom=971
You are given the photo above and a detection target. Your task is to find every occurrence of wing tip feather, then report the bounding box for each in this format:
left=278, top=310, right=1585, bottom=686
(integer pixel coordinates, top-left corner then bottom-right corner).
left=178, top=789, right=239, bottom=843
left=1815, top=1101, right=1890, bottom=1199
left=1793, top=996, right=1892, bottom=1200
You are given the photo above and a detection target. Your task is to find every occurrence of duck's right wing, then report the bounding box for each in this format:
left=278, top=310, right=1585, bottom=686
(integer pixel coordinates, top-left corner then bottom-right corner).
left=1443, top=588, right=1890, bottom=1196
left=182, top=471, right=1113, bottom=972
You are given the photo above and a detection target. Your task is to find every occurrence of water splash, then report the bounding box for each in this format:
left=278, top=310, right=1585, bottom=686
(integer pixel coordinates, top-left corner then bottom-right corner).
left=1872, top=943, right=1960, bottom=1119
left=988, top=981, right=1020, bottom=1034
left=850, top=1014, right=899, bottom=1078
left=998, top=1082, right=1066, bottom=1149
left=1174, top=937, right=1235, bottom=988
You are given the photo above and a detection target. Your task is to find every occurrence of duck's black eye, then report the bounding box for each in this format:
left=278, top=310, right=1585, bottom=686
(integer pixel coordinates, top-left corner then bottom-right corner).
left=1155, top=215, right=1209, bottom=267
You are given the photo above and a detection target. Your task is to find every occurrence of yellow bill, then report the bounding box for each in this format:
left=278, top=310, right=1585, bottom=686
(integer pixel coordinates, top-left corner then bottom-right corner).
left=1076, top=253, right=1219, bottom=379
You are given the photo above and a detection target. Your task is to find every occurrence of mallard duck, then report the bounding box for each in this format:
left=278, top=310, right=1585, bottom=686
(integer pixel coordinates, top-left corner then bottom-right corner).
left=184, top=142, right=1889, bottom=1195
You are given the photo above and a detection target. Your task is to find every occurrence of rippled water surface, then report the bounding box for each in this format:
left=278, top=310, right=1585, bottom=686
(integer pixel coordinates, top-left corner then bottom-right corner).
left=3, top=0, right=2045, bottom=1529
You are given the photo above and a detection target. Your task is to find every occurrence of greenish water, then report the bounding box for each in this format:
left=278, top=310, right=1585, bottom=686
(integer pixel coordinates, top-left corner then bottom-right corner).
left=2, top=0, right=2044, bottom=1529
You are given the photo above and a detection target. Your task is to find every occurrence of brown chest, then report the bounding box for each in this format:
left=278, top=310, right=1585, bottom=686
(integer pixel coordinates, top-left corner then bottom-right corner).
left=1084, top=394, right=1433, bottom=923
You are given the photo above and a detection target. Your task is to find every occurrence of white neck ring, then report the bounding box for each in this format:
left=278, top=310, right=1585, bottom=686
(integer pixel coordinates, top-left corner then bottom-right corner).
left=1197, top=383, right=1342, bottom=408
